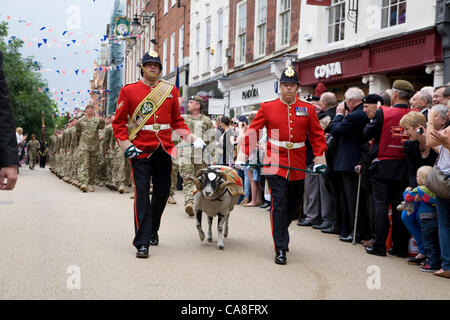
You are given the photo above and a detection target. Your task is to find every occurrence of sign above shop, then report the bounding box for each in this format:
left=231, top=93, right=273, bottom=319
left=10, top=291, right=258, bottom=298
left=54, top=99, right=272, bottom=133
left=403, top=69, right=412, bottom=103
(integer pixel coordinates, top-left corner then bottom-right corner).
left=242, top=85, right=260, bottom=100
left=314, top=62, right=342, bottom=79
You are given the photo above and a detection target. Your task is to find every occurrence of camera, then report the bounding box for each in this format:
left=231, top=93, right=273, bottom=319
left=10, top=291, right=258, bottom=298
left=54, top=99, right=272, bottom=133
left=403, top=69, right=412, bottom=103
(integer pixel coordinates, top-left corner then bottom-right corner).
left=416, top=127, right=424, bottom=135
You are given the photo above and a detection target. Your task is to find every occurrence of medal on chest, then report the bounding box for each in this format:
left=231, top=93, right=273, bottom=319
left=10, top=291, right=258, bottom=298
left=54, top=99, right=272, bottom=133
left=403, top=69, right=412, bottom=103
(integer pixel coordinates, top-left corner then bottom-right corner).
left=295, top=106, right=308, bottom=117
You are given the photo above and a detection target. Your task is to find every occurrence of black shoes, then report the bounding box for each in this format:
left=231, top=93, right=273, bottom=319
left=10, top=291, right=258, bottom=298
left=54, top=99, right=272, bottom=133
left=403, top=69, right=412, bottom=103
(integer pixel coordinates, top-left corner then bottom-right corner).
left=339, top=234, right=353, bottom=242
left=149, top=232, right=159, bottom=246
left=388, top=248, right=408, bottom=258
left=259, top=202, right=270, bottom=209
left=321, top=226, right=340, bottom=234
left=297, top=219, right=314, bottom=227
left=312, top=222, right=330, bottom=230
left=136, top=246, right=149, bottom=258
left=275, top=250, right=287, bottom=265
left=365, top=246, right=386, bottom=256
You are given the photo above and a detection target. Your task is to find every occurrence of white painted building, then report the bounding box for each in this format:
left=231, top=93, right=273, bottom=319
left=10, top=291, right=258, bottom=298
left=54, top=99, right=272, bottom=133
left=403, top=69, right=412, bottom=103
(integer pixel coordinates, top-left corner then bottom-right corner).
left=295, top=0, right=443, bottom=98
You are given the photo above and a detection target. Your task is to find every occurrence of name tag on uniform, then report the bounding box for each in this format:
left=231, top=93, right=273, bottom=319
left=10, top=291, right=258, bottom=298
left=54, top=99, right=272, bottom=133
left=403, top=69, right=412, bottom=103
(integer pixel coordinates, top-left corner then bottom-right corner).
left=296, top=106, right=308, bottom=116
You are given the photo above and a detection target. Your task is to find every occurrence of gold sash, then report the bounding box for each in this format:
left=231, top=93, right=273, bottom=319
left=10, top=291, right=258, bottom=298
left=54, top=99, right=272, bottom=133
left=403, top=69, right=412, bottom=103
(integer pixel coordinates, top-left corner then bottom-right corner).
left=128, top=81, right=173, bottom=141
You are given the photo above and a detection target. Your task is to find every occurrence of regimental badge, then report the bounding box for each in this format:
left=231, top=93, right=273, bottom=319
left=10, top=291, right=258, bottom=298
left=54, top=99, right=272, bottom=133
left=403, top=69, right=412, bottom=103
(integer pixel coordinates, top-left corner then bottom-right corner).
left=149, top=50, right=159, bottom=58
left=295, top=106, right=308, bottom=116
left=141, top=101, right=154, bottom=114
left=284, top=67, right=295, bottom=78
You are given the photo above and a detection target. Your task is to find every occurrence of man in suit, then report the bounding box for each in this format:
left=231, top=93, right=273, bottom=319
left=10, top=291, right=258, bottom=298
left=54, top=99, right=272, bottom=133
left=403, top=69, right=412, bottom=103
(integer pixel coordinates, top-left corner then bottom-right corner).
left=330, top=87, right=370, bottom=242
left=410, top=91, right=432, bottom=120
left=363, top=80, right=414, bottom=257
left=0, top=50, right=18, bottom=191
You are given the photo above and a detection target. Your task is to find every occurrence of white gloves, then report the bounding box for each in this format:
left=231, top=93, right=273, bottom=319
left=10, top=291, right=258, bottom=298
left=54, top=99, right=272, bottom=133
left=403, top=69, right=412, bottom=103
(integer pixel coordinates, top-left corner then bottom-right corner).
left=193, top=137, right=206, bottom=150
left=312, top=164, right=328, bottom=175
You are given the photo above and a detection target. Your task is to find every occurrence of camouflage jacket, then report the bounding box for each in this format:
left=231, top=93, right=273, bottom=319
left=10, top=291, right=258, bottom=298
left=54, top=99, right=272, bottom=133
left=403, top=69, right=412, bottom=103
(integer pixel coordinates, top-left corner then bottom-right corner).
left=76, top=117, right=105, bottom=152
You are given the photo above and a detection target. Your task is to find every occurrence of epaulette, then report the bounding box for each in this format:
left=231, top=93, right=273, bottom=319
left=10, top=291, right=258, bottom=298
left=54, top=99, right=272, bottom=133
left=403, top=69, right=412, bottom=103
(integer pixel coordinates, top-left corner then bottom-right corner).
left=160, top=79, right=175, bottom=87
left=123, top=81, right=139, bottom=88
left=262, top=98, right=277, bottom=103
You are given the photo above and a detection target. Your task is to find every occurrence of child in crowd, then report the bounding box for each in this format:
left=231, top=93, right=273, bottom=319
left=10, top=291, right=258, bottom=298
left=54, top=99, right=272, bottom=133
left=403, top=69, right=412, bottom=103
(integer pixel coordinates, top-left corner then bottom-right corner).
left=402, top=166, right=441, bottom=273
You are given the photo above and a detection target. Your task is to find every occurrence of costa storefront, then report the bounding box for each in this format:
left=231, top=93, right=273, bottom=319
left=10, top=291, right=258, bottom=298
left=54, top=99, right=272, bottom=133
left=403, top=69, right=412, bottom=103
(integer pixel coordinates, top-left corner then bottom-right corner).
left=294, top=27, right=443, bottom=100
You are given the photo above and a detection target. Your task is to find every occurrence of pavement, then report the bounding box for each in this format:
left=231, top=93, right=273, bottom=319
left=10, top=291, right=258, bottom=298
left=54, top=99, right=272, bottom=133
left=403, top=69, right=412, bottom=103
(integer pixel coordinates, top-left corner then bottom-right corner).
left=0, top=166, right=449, bottom=300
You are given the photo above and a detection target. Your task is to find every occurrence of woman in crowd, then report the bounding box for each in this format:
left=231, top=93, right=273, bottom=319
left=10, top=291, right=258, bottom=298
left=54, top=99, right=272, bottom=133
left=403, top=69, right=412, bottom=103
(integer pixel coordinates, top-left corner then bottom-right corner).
left=426, top=105, right=450, bottom=278
left=400, top=111, right=439, bottom=265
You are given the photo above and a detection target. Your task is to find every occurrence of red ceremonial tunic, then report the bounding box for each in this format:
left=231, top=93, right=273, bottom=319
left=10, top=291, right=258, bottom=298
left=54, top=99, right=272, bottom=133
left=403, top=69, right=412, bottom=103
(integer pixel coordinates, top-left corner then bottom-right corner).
left=241, top=97, right=326, bottom=181
left=112, top=80, right=191, bottom=159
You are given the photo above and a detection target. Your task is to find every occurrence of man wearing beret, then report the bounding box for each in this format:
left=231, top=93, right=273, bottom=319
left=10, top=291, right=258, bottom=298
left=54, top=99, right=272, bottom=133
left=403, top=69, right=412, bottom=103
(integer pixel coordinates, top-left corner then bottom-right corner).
left=113, top=51, right=206, bottom=258
left=363, top=80, right=413, bottom=257
left=236, top=67, right=327, bottom=265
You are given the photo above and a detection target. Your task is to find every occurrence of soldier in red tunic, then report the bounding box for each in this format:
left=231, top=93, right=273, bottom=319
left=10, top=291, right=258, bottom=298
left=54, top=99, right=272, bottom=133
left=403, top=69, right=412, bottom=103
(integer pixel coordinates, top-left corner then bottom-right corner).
left=113, top=51, right=205, bottom=258
left=236, top=67, right=327, bottom=265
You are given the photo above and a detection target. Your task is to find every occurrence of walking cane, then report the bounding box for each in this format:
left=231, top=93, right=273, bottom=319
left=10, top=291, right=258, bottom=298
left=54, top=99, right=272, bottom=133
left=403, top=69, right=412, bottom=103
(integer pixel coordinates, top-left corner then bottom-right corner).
left=352, top=173, right=362, bottom=245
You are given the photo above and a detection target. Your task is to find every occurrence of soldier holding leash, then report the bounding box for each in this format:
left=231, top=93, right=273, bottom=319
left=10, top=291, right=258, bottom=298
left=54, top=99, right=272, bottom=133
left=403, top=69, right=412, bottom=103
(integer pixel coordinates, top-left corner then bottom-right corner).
left=112, top=51, right=205, bottom=258
left=236, top=67, right=327, bottom=265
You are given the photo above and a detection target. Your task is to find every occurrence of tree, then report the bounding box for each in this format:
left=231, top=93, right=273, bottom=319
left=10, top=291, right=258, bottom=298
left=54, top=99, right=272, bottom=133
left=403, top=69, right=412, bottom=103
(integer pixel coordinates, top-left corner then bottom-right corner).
left=0, top=22, right=59, bottom=141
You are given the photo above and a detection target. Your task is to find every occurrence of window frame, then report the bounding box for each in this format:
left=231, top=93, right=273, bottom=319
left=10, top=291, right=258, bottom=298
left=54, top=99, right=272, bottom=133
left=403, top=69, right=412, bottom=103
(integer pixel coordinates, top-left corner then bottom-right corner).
left=235, top=0, right=247, bottom=66
left=326, top=0, right=346, bottom=44
left=254, top=0, right=267, bottom=58
left=276, top=0, right=291, bottom=50
left=381, top=0, right=407, bottom=29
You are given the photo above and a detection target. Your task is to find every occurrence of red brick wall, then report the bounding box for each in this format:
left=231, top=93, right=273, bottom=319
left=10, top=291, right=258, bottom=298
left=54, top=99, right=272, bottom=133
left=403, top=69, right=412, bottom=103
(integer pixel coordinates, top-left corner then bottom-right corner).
left=145, top=0, right=190, bottom=74
left=228, top=0, right=300, bottom=70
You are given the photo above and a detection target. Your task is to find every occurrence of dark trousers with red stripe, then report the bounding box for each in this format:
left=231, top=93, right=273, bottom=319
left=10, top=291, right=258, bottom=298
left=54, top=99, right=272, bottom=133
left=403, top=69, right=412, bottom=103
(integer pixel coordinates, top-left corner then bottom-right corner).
left=130, top=146, right=172, bottom=249
left=267, top=175, right=305, bottom=252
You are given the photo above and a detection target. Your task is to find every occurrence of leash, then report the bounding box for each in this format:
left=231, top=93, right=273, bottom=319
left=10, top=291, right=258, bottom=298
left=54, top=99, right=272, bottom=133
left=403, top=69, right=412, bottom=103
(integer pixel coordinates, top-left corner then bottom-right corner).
left=233, top=163, right=328, bottom=175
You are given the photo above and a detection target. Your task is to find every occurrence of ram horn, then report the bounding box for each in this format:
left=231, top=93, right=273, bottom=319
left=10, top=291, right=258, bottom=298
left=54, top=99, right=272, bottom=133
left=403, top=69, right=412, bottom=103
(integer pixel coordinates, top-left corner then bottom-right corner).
left=184, top=175, right=203, bottom=191
left=195, top=168, right=209, bottom=178
left=216, top=181, right=236, bottom=195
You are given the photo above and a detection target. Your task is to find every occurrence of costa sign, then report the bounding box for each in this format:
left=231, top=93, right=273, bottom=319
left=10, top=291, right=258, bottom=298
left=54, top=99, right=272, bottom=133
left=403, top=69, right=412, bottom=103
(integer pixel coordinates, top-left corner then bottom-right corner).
left=314, top=62, right=342, bottom=79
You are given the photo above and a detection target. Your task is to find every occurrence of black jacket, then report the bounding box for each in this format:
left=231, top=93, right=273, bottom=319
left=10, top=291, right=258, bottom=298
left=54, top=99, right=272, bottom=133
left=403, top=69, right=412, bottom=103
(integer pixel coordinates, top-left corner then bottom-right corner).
left=330, top=103, right=370, bottom=173
left=0, top=50, right=18, bottom=168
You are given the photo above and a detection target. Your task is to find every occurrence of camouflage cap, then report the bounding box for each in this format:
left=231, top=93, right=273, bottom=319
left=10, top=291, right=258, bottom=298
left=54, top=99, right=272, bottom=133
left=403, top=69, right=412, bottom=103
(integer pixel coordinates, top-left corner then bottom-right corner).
left=392, top=80, right=414, bottom=93
left=189, top=95, right=205, bottom=104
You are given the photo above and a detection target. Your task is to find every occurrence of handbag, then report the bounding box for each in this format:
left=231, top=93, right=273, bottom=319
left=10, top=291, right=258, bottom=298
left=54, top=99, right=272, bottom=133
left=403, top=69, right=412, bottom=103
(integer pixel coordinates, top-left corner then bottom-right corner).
left=425, top=149, right=450, bottom=199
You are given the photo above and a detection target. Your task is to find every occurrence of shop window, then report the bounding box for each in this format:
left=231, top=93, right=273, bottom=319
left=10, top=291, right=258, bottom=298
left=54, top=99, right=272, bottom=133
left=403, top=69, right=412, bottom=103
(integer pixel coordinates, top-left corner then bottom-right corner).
left=255, top=0, right=267, bottom=57
left=236, top=1, right=247, bottom=65
left=327, top=0, right=345, bottom=43
left=277, top=0, right=291, bottom=48
left=381, top=0, right=407, bottom=28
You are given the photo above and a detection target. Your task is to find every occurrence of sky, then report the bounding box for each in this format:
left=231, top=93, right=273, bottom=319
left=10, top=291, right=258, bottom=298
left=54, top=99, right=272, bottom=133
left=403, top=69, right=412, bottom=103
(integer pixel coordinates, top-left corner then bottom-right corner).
left=0, top=0, right=118, bottom=114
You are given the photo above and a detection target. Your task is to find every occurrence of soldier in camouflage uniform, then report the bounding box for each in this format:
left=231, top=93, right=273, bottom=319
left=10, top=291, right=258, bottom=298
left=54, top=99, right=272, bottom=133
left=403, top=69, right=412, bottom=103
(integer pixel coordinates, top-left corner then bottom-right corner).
left=76, top=104, right=105, bottom=192
left=62, top=119, right=75, bottom=183
left=27, top=134, right=40, bottom=170
left=68, top=117, right=80, bottom=187
left=102, top=115, right=114, bottom=190
left=178, top=95, right=215, bottom=216
left=48, top=131, right=57, bottom=171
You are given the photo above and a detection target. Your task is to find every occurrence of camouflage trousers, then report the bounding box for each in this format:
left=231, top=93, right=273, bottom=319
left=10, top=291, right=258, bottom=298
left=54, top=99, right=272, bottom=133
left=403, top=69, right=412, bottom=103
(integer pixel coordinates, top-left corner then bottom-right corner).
left=78, top=149, right=98, bottom=186
left=29, top=151, right=38, bottom=169
left=170, top=161, right=178, bottom=197
left=179, top=163, right=207, bottom=206
left=112, top=150, right=130, bottom=188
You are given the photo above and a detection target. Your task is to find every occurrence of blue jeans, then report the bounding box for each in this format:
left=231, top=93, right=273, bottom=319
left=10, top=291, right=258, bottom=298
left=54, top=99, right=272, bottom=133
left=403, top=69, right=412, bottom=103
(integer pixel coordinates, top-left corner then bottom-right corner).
left=436, top=196, right=450, bottom=270
left=244, top=167, right=251, bottom=199
left=420, top=217, right=441, bottom=270
left=237, top=169, right=246, bottom=203
left=401, top=206, right=425, bottom=255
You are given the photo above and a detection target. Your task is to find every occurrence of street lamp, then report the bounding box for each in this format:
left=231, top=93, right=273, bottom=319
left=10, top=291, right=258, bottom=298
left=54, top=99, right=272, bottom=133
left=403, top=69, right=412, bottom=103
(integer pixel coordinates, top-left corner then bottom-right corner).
left=130, top=13, right=152, bottom=35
